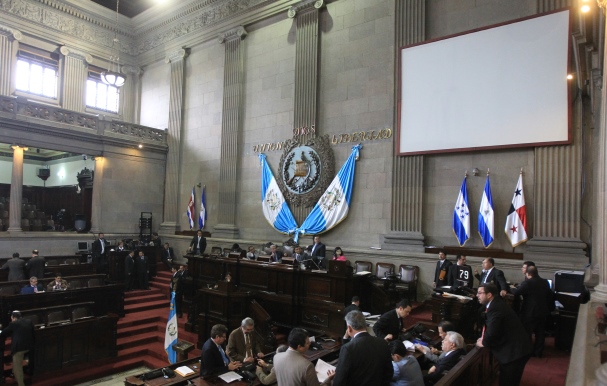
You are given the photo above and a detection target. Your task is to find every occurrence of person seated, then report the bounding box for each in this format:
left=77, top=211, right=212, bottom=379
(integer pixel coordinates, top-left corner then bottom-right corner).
left=246, top=246, right=258, bottom=260
left=256, top=345, right=288, bottom=385
left=47, top=274, right=69, bottom=291
left=390, top=341, right=424, bottom=386
left=292, top=246, right=306, bottom=263
left=201, top=324, right=242, bottom=376
left=415, top=321, right=455, bottom=365
left=116, top=241, right=126, bottom=252
left=333, top=247, right=346, bottom=261
left=269, top=245, right=281, bottom=263
left=423, top=331, right=466, bottom=386
left=20, top=277, right=44, bottom=294
left=231, top=243, right=243, bottom=253
left=226, top=317, right=264, bottom=363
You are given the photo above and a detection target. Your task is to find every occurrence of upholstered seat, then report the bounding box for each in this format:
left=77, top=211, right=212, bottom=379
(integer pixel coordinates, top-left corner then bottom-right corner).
left=376, top=263, right=395, bottom=279
left=395, top=265, right=419, bottom=302
left=354, top=261, right=372, bottom=274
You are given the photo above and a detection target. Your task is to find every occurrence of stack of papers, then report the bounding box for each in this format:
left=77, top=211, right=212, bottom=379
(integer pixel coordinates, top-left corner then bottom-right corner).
left=218, top=371, right=243, bottom=383
left=175, top=366, right=195, bottom=377
left=402, top=340, right=416, bottom=351
left=315, top=359, right=336, bottom=383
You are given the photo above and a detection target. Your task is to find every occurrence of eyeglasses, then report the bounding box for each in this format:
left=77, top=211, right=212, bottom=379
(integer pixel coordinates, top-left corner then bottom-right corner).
left=477, top=291, right=485, bottom=295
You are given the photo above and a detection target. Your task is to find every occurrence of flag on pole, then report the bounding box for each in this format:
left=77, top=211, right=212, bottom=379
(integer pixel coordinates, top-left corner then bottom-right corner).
left=505, top=174, right=528, bottom=247
left=164, top=292, right=178, bottom=364
left=452, top=176, right=470, bottom=246
left=259, top=154, right=298, bottom=234
left=186, top=187, right=195, bottom=229
left=199, top=186, right=206, bottom=229
left=294, top=144, right=362, bottom=243
left=478, top=174, right=494, bottom=248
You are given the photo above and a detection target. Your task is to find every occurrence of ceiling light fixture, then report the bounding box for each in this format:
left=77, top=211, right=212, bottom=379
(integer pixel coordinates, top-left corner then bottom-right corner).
left=101, top=0, right=126, bottom=87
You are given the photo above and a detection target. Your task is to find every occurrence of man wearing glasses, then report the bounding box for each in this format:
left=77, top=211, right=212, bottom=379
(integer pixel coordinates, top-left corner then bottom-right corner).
left=201, top=324, right=242, bottom=376
left=226, top=317, right=265, bottom=363
left=476, top=283, right=531, bottom=386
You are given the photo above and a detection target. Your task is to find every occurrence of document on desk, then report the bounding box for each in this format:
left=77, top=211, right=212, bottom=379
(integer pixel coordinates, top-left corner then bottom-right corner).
left=218, top=371, right=243, bottom=383
left=315, top=358, right=336, bottom=383
left=175, top=365, right=195, bottom=377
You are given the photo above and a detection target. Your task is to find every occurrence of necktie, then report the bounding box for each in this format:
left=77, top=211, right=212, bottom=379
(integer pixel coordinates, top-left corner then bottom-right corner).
left=245, top=333, right=252, bottom=359
left=33, top=286, right=37, bottom=293
left=481, top=270, right=487, bottom=283
left=219, top=345, right=229, bottom=365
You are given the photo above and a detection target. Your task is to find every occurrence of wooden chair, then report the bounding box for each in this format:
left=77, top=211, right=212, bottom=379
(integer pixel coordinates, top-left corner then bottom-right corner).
left=0, top=286, right=17, bottom=295
left=69, top=279, right=82, bottom=289
left=87, top=278, right=102, bottom=287
left=376, top=262, right=395, bottom=279
left=210, top=247, right=222, bottom=257
left=395, top=265, right=419, bottom=302
left=354, top=261, right=372, bottom=274
left=46, top=310, right=69, bottom=326
left=71, top=307, right=92, bottom=322
left=22, top=314, right=41, bottom=327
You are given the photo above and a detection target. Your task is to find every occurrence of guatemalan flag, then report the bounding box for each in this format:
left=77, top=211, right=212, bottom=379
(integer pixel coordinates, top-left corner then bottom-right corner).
left=199, top=186, right=206, bottom=229
left=452, top=176, right=470, bottom=247
left=186, top=187, right=195, bottom=229
left=295, top=144, right=362, bottom=243
left=259, top=154, right=297, bottom=234
left=478, top=175, right=494, bottom=248
left=164, top=291, right=178, bottom=364
left=505, top=174, right=528, bottom=247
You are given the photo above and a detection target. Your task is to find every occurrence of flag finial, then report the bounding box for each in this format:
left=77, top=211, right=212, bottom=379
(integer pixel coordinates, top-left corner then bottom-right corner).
left=520, top=167, right=523, bottom=175
left=487, top=168, right=490, bottom=176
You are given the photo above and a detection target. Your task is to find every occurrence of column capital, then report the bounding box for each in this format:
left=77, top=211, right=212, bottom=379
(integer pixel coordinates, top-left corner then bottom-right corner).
left=121, top=65, right=143, bottom=76
left=288, top=0, right=325, bottom=18
left=218, top=26, right=247, bottom=44
left=59, top=46, right=93, bottom=64
left=165, top=48, right=189, bottom=64
left=0, top=24, right=22, bottom=41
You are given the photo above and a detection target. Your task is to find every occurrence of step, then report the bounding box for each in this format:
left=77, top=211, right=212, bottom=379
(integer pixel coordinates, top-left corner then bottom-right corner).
left=117, top=331, right=160, bottom=350
left=118, top=322, right=161, bottom=338
left=125, top=293, right=167, bottom=305
left=125, top=299, right=168, bottom=313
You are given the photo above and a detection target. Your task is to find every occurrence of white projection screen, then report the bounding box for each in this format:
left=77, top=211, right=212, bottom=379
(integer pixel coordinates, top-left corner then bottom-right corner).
left=398, top=10, right=571, bottom=155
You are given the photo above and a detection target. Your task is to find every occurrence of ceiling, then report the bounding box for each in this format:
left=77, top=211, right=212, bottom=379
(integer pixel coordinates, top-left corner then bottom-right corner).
left=89, top=0, right=158, bottom=18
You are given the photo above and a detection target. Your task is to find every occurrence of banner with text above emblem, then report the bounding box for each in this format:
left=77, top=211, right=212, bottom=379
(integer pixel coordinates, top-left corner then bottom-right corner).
left=293, top=144, right=362, bottom=242
left=259, top=153, right=298, bottom=234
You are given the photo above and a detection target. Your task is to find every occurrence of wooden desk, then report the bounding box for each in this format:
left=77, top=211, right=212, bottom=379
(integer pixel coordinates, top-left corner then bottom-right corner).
left=0, top=255, right=96, bottom=281
left=430, top=293, right=479, bottom=340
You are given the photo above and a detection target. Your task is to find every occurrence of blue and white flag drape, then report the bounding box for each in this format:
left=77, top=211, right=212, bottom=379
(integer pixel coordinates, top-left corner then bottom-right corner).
left=452, top=176, right=470, bottom=246
left=164, top=292, right=178, bottom=364
left=199, top=186, right=207, bottom=229
left=478, top=175, right=494, bottom=248
left=294, top=144, right=362, bottom=243
left=186, top=187, right=195, bottom=229
left=259, top=154, right=298, bottom=234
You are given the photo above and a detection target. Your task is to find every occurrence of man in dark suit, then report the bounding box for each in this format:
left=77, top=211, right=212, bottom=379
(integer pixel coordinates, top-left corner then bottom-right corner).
left=170, top=265, right=185, bottom=317
left=474, top=257, right=509, bottom=296
left=162, top=242, right=175, bottom=270
left=511, top=266, right=553, bottom=357
left=134, top=251, right=149, bottom=290
left=447, top=254, right=473, bottom=289
left=433, top=251, right=452, bottom=288
left=423, top=331, right=467, bottom=385
left=91, top=233, right=107, bottom=273
left=26, top=250, right=44, bottom=280
left=333, top=310, right=392, bottom=386
left=124, top=251, right=135, bottom=291
left=343, top=296, right=360, bottom=315
left=0, top=311, right=34, bottom=386
left=1, top=253, right=26, bottom=282
left=201, top=324, right=242, bottom=377
left=372, top=299, right=412, bottom=342
left=476, top=283, right=532, bottom=386
left=188, top=230, right=206, bottom=255
left=306, top=236, right=326, bottom=269
left=20, top=277, right=44, bottom=294
left=269, top=244, right=282, bottom=263
left=226, top=317, right=264, bottom=363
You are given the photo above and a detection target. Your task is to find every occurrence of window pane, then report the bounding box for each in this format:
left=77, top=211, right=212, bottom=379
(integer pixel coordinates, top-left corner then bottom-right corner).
left=15, top=60, right=29, bottom=91
left=107, top=86, right=118, bottom=112
left=86, top=77, right=119, bottom=113
left=97, top=84, right=108, bottom=110
left=15, top=58, right=57, bottom=99
left=29, top=64, right=43, bottom=95
left=42, top=68, right=56, bottom=98
left=86, top=80, right=97, bottom=107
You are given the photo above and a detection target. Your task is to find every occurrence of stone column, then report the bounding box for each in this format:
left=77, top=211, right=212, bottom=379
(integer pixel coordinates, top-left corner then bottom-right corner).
left=7, top=146, right=25, bottom=233
left=59, top=46, right=92, bottom=112
left=121, top=65, right=143, bottom=124
left=90, top=157, right=104, bottom=234
left=381, top=0, right=426, bottom=252
left=213, top=27, right=247, bottom=239
left=0, top=25, right=21, bottom=96
left=160, top=48, right=188, bottom=234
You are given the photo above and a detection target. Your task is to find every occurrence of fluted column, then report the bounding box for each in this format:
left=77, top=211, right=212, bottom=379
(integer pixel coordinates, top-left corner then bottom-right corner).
left=59, top=46, right=92, bottom=112
left=214, top=27, right=247, bottom=239
left=382, top=0, right=426, bottom=251
left=160, top=48, right=188, bottom=234
left=0, top=25, right=21, bottom=96
left=90, top=157, right=104, bottom=234
left=537, top=0, right=571, bottom=12
left=7, top=146, right=26, bottom=233
left=121, top=65, right=143, bottom=124
left=287, top=0, right=324, bottom=223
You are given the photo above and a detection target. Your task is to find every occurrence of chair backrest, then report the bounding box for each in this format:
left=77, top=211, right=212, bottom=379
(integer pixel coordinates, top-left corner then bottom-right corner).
left=282, top=245, right=294, bottom=257
left=376, top=263, right=395, bottom=279
left=87, top=278, right=102, bottom=287
left=64, top=259, right=76, bottom=265
left=210, top=246, right=222, bottom=256
left=0, top=286, right=17, bottom=295
left=71, top=307, right=90, bottom=322
left=399, top=265, right=419, bottom=283
left=46, top=310, right=66, bottom=325
left=23, top=314, right=40, bottom=326
left=47, top=260, right=59, bottom=266
left=354, top=261, right=372, bottom=274
left=69, top=279, right=82, bottom=289
left=257, top=256, right=270, bottom=263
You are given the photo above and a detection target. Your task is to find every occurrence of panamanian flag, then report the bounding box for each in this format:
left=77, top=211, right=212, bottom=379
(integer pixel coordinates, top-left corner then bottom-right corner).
left=164, top=291, right=178, bottom=364
left=452, top=176, right=470, bottom=246
left=294, top=144, right=362, bottom=243
left=478, top=175, right=494, bottom=248
left=199, top=186, right=206, bottom=229
left=186, top=187, right=195, bottom=229
left=505, top=174, right=528, bottom=247
left=259, top=153, right=297, bottom=234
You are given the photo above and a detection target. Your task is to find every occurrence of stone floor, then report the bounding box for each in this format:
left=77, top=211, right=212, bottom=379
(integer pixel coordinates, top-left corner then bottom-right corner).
left=74, top=366, right=150, bottom=386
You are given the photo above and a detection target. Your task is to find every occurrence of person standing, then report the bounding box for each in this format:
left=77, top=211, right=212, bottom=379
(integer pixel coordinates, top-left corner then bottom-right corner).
left=373, top=299, right=412, bottom=342
left=26, top=250, right=45, bottom=280
left=91, top=233, right=107, bottom=273
left=0, top=310, right=34, bottom=386
left=333, top=311, right=393, bottom=386
left=188, top=230, right=207, bottom=255
left=306, top=236, right=326, bottom=269
left=170, top=265, right=185, bottom=317
left=134, top=251, right=149, bottom=290
left=1, top=253, right=26, bottom=282
left=474, top=258, right=509, bottom=296
left=447, top=254, right=473, bottom=289
left=476, top=283, right=532, bottom=386
left=433, top=251, right=452, bottom=288
left=162, top=243, right=175, bottom=271
left=124, top=251, right=135, bottom=291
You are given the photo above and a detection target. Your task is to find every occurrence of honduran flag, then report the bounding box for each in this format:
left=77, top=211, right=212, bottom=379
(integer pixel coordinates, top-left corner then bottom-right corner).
left=478, top=175, right=494, bottom=248
left=164, top=291, right=178, bottom=364
left=294, top=144, right=362, bottom=243
left=452, top=176, right=470, bottom=247
left=186, top=187, right=195, bottom=229
left=505, top=174, right=528, bottom=247
left=259, top=153, right=297, bottom=234
left=199, top=186, right=206, bottom=229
